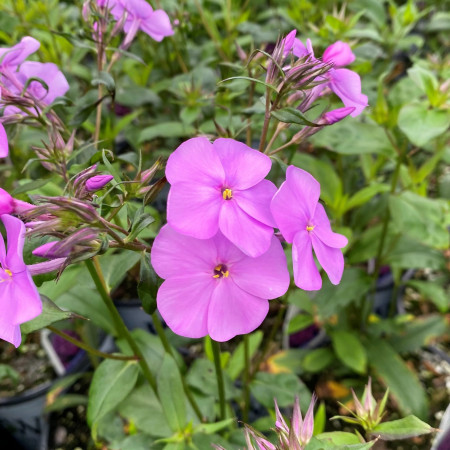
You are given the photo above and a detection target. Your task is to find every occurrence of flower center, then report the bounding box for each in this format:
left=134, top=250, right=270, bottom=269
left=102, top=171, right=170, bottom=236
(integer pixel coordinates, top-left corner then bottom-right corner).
left=213, top=264, right=229, bottom=278
left=306, top=224, right=315, bottom=232
left=222, top=188, right=233, bottom=200
left=0, top=268, right=13, bottom=283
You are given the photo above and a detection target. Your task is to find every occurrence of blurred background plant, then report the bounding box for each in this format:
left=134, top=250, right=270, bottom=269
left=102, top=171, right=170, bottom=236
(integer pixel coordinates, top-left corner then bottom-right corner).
left=0, top=0, right=448, bottom=449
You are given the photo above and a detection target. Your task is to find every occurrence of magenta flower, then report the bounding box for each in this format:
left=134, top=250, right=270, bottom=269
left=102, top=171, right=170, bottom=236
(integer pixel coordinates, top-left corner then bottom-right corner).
left=3, top=61, right=69, bottom=117
left=0, top=214, right=41, bottom=347
left=289, top=34, right=368, bottom=117
left=271, top=166, right=348, bottom=291
left=107, top=0, right=174, bottom=44
left=85, top=174, right=114, bottom=192
left=0, top=36, right=40, bottom=71
left=151, top=225, right=289, bottom=342
left=0, top=124, right=8, bottom=158
left=0, top=188, right=13, bottom=214
left=166, top=137, right=277, bottom=257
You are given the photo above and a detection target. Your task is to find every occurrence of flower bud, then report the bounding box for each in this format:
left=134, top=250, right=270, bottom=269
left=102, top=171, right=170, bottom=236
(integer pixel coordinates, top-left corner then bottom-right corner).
left=0, top=123, right=9, bottom=158
left=85, top=174, right=114, bottom=192
left=0, top=188, right=14, bottom=214
left=321, top=106, right=355, bottom=125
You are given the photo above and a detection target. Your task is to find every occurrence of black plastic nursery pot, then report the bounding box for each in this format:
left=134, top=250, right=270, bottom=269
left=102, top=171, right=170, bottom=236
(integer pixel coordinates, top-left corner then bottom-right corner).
left=114, top=298, right=156, bottom=333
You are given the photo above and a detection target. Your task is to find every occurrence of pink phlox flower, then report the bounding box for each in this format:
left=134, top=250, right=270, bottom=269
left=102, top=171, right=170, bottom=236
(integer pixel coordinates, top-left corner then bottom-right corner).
left=271, top=166, right=348, bottom=291
left=3, top=61, right=69, bottom=117
left=0, top=214, right=41, bottom=347
left=286, top=32, right=367, bottom=116
left=107, top=0, right=174, bottom=44
left=0, top=36, right=40, bottom=71
left=0, top=123, right=8, bottom=158
left=151, top=225, right=289, bottom=342
left=0, top=188, right=35, bottom=216
left=166, top=137, right=278, bottom=257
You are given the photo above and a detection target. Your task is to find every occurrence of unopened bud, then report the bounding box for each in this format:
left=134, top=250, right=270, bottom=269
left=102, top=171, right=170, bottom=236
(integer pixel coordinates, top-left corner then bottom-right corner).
left=321, top=106, right=355, bottom=125
left=86, top=174, right=114, bottom=192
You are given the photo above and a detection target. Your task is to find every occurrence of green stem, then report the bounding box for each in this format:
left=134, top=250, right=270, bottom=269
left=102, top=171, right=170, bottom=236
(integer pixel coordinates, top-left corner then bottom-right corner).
left=47, top=326, right=137, bottom=362
left=242, top=334, right=250, bottom=423
left=151, top=313, right=204, bottom=421
left=259, top=87, right=272, bottom=152
left=85, top=258, right=157, bottom=392
left=211, top=339, right=226, bottom=420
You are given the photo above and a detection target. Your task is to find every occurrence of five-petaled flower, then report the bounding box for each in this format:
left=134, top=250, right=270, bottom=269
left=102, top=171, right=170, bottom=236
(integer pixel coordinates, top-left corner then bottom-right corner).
left=0, top=214, right=41, bottom=347
left=166, top=137, right=278, bottom=257
left=151, top=225, right=289, bottom=342
left=271, top=166, right=348, bottom=291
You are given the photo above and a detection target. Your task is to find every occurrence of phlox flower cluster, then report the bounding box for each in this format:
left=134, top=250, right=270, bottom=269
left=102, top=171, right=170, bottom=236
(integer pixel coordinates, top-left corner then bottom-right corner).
left=0, top=37, right=69, bottom=156
left=152, top=138, right=348, bottom=341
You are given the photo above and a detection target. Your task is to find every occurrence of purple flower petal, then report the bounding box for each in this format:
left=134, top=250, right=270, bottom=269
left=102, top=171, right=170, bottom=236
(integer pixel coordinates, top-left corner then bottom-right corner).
left=312, top=204, right=348, bottom=248
left=285, top=166, right=320, bottom=220
left=234, top=179, right=277, bottom=227
left=322, top=41, right=355, bottom=67
left=328, top=68, right=368, bottom=117
left=292, top=38, right=309, bottom=59
left=207, top=279, right=269, bottom=341
left=9, top=271, right=41, bottom=324
left=282, top=29, right=297, bottom=55
left=212, top=231, right=246, bottom=267
left=310, top=233, right=344, bottom=285
left=157, top=274, right=215, bottom=338
left=232, top=236, right=289, bottom=299
left=292, top=396, right=303, bottom=437
left=140, top=9, right=174, bottom=41
left=219, top=200, right=273, bottom=257
left=271, top=180, right=308, bottom=243
left=167, top=182, right=222, bottom=239
left=292, top=230, right=322, bottom=290
left=213, top=138, right=271, bottom=190
left=166, top=137, right=225, bottom=186
left=0, top=188, right=13, bottom=214
left=151, top=225, right=216, bottom=279
left=1, top=214, right=26, bottom=272
left=0, top=124, right=9, bottom=158
left=0, top=318, right=21, bottom=348
left=0, top=36, right=40, bottom=69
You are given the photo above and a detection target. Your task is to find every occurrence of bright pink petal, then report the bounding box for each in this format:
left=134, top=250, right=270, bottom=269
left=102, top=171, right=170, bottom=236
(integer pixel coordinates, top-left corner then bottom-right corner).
left=301, top=394, right=317, bottom=444
left=285, top=166, right=320, bottom=219
left=292, top=230, right=322, bottom=291
left=0, top=124, right=8, bottom=158
left=0, top=36, right=40, bottom=68
left=231, top=236, right=289, bottom=299
left=2, top=214, right=26, bottom=272
left=311, top=233, right=344, bottom=285
left=292, top=38, right=309, bottom=59
left=219, top=200, right=273, bottom=257
left=328, top=68, right=368, bottom=117
left=157, top=274, right=215, bottom=338
left=322, top=41, right=355, bottom=67
left=167, top=182, right=222, bottom=239
left=151, top=225, right=216, bottom=279
left=274, top=399, right=289, bottom=433
left=166, top=137, right=225, bottom=186
left=213, top=138, right=271, bottom=190
left=207, top=279, right=269, bottom=342
left=140, top=10, right=174, bottom=41
left=292, top=396, right=303, bottom=437
left=0, top=318, right=21, bottom=348
left=0, top=188, right=13, bottom=214
left=282, top=29, right=297, bottom=55
left=212, top=231, right=246, bottom=266
left=9, top=271, right=42, bottom=324
left=312, top=204, right=348, bottom=248
left=271, top=180, right=307, bottom=243
left=234, top=180, right=277, bottom=227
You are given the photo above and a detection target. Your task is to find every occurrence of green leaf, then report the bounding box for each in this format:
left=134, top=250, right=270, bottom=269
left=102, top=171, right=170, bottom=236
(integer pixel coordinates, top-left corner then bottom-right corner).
left=87, top=360, right=140, bottom=431
left=12, top=179, right=49, bottom=195
left=345, top=184, right=390, bottom=211
left=21, top=295, right=81, bottom=334
left=407, top=66, right=438, bottom=102
left=139, top=122, right=195, bottom=143
left=365, top=339, right=428, bottom=418
left=138, top=253, right=159, bottom=315
left=100, top=250, right=141, bottom=292
left=301, top=348, right=335, bottom=373
left=315, top=431, right=361, bottom=445
left=226, top=331, right=263, bottom=380
left=91, top=71, right=115, bottom=93
left=250, top=372, right=311, bottom=409
left=194, top=418, right=235, bottom=435
left=313, top=402, right=327, bottom=436
left=44, top=394, right=87, bottom=413
left=398, top=102, right=449, bottom=147
left=271, top=107, right=320, bottom=127
left=407, top=280, right=449, bottom=312
left=125, top=207, right=155, bottom=243
left=0, top=364, right=20, bottom=384
left=306, top=435, right=376, bottom=449
left=371, top=415, right=433, bottom=440
left=331, top=331, right=367, bottom=374
left=288, top=314, right=315, bottom=334
left=157, top=354, right=187, bottom=432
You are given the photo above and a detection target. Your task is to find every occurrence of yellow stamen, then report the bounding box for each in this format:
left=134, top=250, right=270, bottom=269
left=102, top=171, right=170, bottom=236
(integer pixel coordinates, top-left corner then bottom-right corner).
left=222, top=188, right=232, bottom=200
left=306, top=225, right=315, bottom=231
left=213, top=264, right=230, bottom=278
left=222, top=270, right=229, bottom=278
left=213, top=274, right=220, bottom=278
left=5, top=269, right=12, bottom=277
